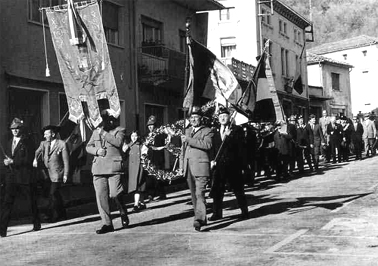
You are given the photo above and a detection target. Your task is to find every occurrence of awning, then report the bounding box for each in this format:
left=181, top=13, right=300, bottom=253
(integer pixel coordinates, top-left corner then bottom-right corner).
left=171, top=0, right=225, bottom=11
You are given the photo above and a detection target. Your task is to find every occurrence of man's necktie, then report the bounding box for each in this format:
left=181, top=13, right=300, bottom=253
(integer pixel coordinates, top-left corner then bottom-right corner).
left=11, top=139, right=17, bottom=155
left=221, top=126, right=226, bottom=141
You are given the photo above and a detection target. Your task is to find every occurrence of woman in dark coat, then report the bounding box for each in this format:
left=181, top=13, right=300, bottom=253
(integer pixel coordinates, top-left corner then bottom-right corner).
left=123, top=131, right=147, bottom=212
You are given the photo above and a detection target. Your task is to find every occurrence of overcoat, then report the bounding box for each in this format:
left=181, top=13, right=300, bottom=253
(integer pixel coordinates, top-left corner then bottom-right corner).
left=180, top=125, right=213, bottom=177
left=125, top=141, right=145, bottom=193
left=4, top=135, right=35, bottom=184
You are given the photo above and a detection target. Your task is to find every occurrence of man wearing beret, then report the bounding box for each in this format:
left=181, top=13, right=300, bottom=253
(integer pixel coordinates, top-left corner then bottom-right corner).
left=0, top=118, right=41, bottom=237
left=180, top=106, right=213, bottom=231
left=86, top=109, right=129, bottom=234
left=34, top=124, right=69, bottom=222
left=209, top=107, right=248, bottom=221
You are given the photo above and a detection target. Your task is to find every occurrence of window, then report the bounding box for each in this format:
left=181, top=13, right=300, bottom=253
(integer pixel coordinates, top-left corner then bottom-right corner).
left=219, top=8, right=231, bottom=21
left=281, top=48, right=289, bottom=76
left=285, top=50, right=289, bottom=76
left=281, top=48, right=285, bottom=76
left=220, top=38, right=236, bottom=58
left=279, top=19, right=287, bottom=35
left=331, top=73, right=340, bottom=91
left=297, top=31, right=301, bottom=43
left=142, top=16, right=163, bottom=45
left=179, top=30, right=186, bottom=53
left=294, top=29, right=297, bottom=42
left=28, top=0, right=64, bottom=24
left=102, top=1, right=121, bottom=45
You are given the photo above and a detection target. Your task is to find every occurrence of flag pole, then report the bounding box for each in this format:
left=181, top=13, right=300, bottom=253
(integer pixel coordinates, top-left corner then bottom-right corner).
left=183, top=17, right=191, bottom=130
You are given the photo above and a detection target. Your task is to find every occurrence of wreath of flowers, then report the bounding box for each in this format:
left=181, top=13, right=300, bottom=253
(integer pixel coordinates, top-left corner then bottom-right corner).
left=140, top=101, right=217, bottom=182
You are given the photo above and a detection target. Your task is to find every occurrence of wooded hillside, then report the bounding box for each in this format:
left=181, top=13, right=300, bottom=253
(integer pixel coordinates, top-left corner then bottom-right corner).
left=282, top=0, right=378, bottom=47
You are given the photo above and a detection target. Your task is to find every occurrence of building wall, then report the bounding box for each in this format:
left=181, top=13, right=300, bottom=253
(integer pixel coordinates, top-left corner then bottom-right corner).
left=317, top=45, right=378, bottom=115
left=207, top=0, right=259, bottom=65
left=307, top=64, right=322, bottom=87
left=207, top=0, right=310, bottom=118
left=0, top=0, right=134, bottom=181
left=322, top=64, right=352, bottom=117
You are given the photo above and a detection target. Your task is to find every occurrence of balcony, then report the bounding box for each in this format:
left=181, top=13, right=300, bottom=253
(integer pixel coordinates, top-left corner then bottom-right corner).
left=220, top=57, right=255, bottom=82
left=137, top=43, right=186, bottom=89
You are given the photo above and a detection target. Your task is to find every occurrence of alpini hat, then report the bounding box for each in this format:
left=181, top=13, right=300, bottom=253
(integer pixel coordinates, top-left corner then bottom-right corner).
left=190, top=106, right=203, bottom=116
left=10, top=118, right=24, bottom=129
left=146, top=115, right=156, bottom=126
left=288, top=115, right=296, bottom=121
left=218, top=106, right=230, bottom=115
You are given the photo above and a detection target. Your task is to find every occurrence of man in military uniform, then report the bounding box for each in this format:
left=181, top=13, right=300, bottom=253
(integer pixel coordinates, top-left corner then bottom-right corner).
left=86, top=109, right=129, bottom=234
left=209, top=107, right=248, bottom=221
left=180, top=106, right=213, bottom=231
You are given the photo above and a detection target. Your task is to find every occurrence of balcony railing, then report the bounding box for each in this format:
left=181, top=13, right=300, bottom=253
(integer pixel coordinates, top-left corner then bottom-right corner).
left=137, top=44, right=186, bottom=84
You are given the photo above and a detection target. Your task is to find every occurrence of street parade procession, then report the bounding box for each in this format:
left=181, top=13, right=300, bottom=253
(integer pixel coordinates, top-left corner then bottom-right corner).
left=1, top=1, right=378, bottom=264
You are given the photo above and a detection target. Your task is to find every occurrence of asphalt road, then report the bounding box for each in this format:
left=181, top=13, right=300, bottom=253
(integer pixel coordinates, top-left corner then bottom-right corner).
left=1, top=156, right=378, bottom=266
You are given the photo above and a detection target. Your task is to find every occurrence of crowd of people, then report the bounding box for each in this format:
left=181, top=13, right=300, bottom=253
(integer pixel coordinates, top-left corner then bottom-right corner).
left=1, top=107, right=377, bottom=236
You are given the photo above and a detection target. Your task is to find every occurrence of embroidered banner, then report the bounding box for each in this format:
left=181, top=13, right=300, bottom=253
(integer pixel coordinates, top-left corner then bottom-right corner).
left=46, top=1, right=120, bottom=127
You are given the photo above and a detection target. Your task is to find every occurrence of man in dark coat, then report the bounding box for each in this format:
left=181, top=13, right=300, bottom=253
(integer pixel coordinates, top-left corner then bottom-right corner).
left=0, top=118, right=41, bottom=237
left=327, top=116, right=343, bottom=163
left=287, top=115, right=297, bottom=177
left=296, top=115, right=313, bottom=172
left=273, top=120, right=292, bottom=179
left=351, top=116, right=364, bottom=160
left=209, top=107, right=248, bottom=221
left=340, top=116, right=353, bottom=162
left=180, top=106, right=213, bottom=231
left=306, top=114, right=325, bottom=170
left=145, top=115, right=167, bottom=201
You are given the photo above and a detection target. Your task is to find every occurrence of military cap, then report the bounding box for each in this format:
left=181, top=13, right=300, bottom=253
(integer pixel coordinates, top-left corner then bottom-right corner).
left=10, top=118, right=24, bottom=129
left=297, top=115, right=303, bottom=119
left=218, top=106, right=230, bottom=115
left=190, top=106, right=203, bottom=116
left=146, top=115, right=157, bottom=126
left=288, top=115, right=296, bottom=121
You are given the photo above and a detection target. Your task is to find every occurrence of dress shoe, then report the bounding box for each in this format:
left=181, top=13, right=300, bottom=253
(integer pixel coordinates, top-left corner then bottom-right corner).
left=121, top=214, right=129, bottom=228
left=240, top=212, right=250, bottom=220
left=0, top=231, right=6, bottom=237
left=96, top=225, right=114, bottom=234
left=208, top=214, right=222, bottom=221
left=193, top=220, right=201, bottom=232
left=138, top=203, right=146, bottom=210
left=133, top=205, right=140, bottom=213
left=33, top=223, right=41, bottom=231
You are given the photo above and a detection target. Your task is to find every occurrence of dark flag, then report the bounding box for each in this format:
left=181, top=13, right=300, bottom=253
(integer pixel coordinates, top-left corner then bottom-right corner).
left=58, top=114, right=88, bottom=180
left=252, top=43, right=285, bottom=122
left=293, top=56, right=303, bottom=95
left=183, top=38, right=242, bottom=114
